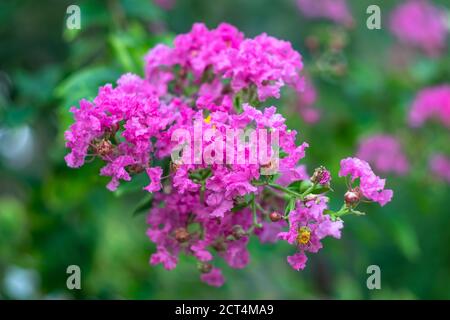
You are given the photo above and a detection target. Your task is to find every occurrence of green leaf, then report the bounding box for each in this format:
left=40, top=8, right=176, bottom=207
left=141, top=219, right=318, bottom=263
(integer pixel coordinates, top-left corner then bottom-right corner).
left=55, top=66, right=121, bottom=108
left=231, top=202, right=248, bottom=212
left=187, top=222, right=201, bottom=234
left=298, top=180, right=313, bottom=193
left=120, top=0, right=163, bottom=21
left=284, top=197, right=296, bottom=215
left=350, top=209, right=366, bottom=216
left=133, top=194, right=153, bottom=216
left=114, top=172, right=148, bottom=197
left=310, top=184, right=331, bottom=195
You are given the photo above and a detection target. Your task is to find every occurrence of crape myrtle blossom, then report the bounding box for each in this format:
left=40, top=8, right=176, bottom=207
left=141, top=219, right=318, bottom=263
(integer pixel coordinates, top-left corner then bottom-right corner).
left=145, top=23, right=305, bottom=102
left=296, top=0, right=354, bottom=27
left=356, top=135, right=410, bottom=175
left=409, top=84, right=450, bottom=128
left=339, top=157, right=393, bottom=207
left=64, top=23, right=393, bottom=286
left=429, top=154, right=450, bottom=183
left=389, top=0, right=448, bottom=56
left=278, top=197, right=343, bottom=270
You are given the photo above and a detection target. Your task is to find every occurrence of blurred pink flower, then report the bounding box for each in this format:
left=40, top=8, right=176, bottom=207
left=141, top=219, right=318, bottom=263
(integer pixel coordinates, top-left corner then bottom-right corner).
left=296, top=0, right=354, bottom=27
left=153, top=0, right=175, bottom=10
left=356, top=135, right=409, bottom=175
left=296, top=78, right=321, bottom=124
left=409, top=84, right=450, bottom=128
left=200, top=268, right=225, bottom=287
left=389, top=0, right=448, bottom=56
left=429, top=154, right=450, bottom=183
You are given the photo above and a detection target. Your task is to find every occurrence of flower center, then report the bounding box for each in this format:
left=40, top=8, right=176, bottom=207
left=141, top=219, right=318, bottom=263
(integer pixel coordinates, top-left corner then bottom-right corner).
left=297, top=226, right=311, bottom=245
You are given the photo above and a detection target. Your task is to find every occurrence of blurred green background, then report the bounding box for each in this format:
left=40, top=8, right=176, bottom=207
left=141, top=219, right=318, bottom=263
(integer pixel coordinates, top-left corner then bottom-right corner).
left=0, top=0, right=449, bottom=299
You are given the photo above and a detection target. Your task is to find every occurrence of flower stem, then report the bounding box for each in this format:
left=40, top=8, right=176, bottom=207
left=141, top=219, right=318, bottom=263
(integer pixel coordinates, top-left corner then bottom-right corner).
left=268, top=183, right=303, bottom=198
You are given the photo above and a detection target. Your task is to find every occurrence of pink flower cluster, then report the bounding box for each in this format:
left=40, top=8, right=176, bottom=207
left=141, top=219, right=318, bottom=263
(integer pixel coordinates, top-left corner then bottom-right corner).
left=296, top=77, right=321, bottom=124
left=409, top=84, right=450, bottom=128
left=356, top=135, right=409, bottom=175
left=339, top=157, right=394, bottom=206
left=64, top=73, right=193, bottom=191
left=429, top=154, right=450, bottom=183
left=389, top=0, right=448, bottom=56
left=296, top=0, right=354, bottom=27
left=145, top=23, right=304, bottom=102
left=278, top=197, right=343, bottom=270
left=64, top=23, right=393, bottom=287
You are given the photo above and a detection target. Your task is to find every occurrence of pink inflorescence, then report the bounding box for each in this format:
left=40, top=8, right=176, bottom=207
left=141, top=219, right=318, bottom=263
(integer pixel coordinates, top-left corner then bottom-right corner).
left=356, top=135, right=409, bottom=175
left=339, top=157, right=393, bottom=206
left=278, top=197, right=343, bottom=270
left=429, top=154, right=450, bottom=183
left=409, top=84, right=450, bottom=128
left=296, top=0, right=354, bottom=27
left=389, top=0, right=448, bottom=56
left=64, top=23, right=393, bottom=286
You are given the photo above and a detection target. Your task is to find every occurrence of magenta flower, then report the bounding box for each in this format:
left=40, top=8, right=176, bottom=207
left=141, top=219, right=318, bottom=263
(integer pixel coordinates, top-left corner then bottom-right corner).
left=296, top=0, right=354, bottom=27
left=144, top=167, right=163, bottom=192
left=339, top=157, right=393, bottom=206
left=389, top=0, right=448, bottom=56
left=429, top=154, right=450, bottom=183
left=409, top=84, right=450, bottom=128
left=278, top=198, right=344, bottom=271
left=64, top=23, right=393, bottom=286
left=296, top=77, right=320, bottom=124
left=145, top=23, right=304, bottom=102
left=356, top=135, right=409, bottom=175
left=311, top=166, right=331, bottom=185
left=200, top=268, right=225, bottom=287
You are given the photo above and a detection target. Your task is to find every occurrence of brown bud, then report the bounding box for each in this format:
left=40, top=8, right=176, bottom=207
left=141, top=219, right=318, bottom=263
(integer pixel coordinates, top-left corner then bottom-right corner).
left=306, top=36, right=319, bottom=51
left=198, top=262, right=213, bottom=274
left=127, top=164, right=144, bottom=174
left=344, top=188, right=362, bottom=207
left=95, top=139, right=113, bottom=157
left=174, top=227, right=190, bottom=243
left=170, top=161, right=181, bottom=173
left=304, top=194, right=318, bottom=202
left=231, top=225, right=246, bottom=240
left=212, top=241, right=227, bottom=252
left=334, top=63, right=347, bottom=76
left=311, top=166, right=331, bottom=186
left=269, top=212, right=282, bottom=222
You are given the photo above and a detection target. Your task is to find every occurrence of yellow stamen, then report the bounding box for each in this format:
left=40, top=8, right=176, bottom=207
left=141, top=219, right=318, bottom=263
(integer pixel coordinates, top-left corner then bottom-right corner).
left=297, top=226, right=311, bottom=245
left=204, top=115, right=211, bottom=124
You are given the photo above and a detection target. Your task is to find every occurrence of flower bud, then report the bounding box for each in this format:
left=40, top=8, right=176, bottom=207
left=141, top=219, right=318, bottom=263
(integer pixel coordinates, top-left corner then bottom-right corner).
left=170, top=161, right=181, bottom=173
left=344, top=188, right=361, bottom=207
left=304, top=194, right=318, bottom=202
left=198, top=262, right=213, bottom=274
left=311, top=166, right=331, bottom=186
left=231, top=225, right=246, bottom=240
left=269, top=212, right=282, bottom=222
left=212, top=241, right=227, bottom=252
left=128, top=164, right=144, bottom=174
left=306, top=36, right=319, bottom=51
left=174, top=227, right=190, bottom=243
left=95, top=139, right=113, bottom=157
